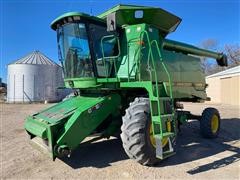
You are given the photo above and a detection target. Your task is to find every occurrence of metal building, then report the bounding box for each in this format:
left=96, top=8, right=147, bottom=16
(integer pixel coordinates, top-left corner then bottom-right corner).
left=206, top=65, right=240, bottom=106
left=7, top=51, right=65, bottom=103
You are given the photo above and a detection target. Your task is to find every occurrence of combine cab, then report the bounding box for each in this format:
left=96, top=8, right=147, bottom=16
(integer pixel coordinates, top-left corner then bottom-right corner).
left=25, top=4, right=227, bottom=165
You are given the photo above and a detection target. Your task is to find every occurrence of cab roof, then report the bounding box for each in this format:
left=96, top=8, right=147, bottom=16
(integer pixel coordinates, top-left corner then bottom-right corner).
left=51, top=12, right=104, bottom=30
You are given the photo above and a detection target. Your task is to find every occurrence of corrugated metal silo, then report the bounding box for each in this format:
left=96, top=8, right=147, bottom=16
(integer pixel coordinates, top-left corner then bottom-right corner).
left=7, top=51, right=65, bottom=103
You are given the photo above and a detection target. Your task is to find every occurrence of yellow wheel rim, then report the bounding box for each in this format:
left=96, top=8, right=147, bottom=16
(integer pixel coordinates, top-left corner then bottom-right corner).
left=149, top=124, right=168, bottom=148
left=211, top=114, right=219, bottom=133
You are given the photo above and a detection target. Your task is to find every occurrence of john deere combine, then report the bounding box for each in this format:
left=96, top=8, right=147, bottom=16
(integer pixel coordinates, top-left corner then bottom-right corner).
left=24, top=5, right=227, bottom=165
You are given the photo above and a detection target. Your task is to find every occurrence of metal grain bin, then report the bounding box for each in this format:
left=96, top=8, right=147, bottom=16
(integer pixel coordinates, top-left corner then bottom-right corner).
left=7, top=51, right=65, bottom=103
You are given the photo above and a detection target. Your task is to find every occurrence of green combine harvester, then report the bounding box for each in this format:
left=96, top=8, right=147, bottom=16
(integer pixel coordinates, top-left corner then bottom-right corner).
left=24, top=5, right=227, bottom=165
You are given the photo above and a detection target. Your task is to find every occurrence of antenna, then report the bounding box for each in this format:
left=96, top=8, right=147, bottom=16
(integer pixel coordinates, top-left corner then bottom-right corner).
left=90, top=0, right=93, bottom=15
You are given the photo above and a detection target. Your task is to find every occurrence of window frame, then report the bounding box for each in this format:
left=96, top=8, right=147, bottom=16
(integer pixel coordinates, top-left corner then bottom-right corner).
left=88, top=23, right=117, bottom=78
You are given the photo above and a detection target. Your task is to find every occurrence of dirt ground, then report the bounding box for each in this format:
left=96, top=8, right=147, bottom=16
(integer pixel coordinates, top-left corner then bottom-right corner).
left=1, top=102, right=239, bottom=179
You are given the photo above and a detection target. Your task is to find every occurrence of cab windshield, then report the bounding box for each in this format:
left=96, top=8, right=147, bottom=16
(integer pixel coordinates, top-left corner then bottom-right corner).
left=57, top=23, right=93, bottom=78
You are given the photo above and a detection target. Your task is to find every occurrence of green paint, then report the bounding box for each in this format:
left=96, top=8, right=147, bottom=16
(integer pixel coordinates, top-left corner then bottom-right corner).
left=98, top=4, right=181, bottom=37
left=25, top=4, right=227, bottom=161
left=57, top=94, right=121, bottom=149
left=25, top=94, right=121, bottom=159
left=64, top=78, right=97, bottom=88
left=24, top=117, right=48, bottom=138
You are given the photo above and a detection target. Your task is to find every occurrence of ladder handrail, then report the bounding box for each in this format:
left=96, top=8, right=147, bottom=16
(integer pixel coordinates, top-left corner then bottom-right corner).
left=150, top=40, right=175, bottom=135
left=150, top=40, right=173, bottom=99
left=127, top=31, right=173, bottom=103
left=125, top=30, right=175, bottom=140
left=139, top=31, right=156, bottom=83
left=138, top=30, right=163, bottom=138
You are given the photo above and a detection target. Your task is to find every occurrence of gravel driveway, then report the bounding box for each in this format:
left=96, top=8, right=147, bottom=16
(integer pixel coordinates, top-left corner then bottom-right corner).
left=1, top=102, right=239, bottom=179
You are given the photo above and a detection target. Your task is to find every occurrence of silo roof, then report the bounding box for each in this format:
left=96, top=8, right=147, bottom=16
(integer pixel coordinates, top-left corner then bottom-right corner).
left=10, top=50, right=58, bottom=66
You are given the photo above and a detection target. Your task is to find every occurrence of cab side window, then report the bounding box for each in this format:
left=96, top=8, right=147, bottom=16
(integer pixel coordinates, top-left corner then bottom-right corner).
left=89, top=24, right=117, bottom=77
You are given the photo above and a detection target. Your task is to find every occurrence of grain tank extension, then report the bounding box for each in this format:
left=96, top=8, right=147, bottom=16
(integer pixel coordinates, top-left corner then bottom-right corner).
left=24, top=5, right=227, bottom=165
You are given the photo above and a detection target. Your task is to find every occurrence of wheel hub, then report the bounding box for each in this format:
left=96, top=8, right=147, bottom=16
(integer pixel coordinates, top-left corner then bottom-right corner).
left=211, top=114, right=219, bottom=133
left=149, top=124, right=168, bottom=148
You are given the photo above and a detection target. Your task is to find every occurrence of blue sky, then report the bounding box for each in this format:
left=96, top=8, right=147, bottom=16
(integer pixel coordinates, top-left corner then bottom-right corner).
left=0, top=0, right=239, bottom=82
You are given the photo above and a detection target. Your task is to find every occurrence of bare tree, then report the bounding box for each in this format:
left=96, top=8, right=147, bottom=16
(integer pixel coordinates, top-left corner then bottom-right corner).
left=199, top=39, right=219, bottom=74
left=199, top=39, right=240, bottom=75
left=224, top=44, right=240, bottom=66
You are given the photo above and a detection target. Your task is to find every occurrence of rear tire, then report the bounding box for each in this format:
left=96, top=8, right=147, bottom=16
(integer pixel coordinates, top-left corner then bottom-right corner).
left=200, top=107, right=220, bottom=138
left=120, top=97, right=160, bottom=166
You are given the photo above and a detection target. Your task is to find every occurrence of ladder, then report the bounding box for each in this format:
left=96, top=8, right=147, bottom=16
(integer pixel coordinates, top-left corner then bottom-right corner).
left=137, top=30, right=175, bottom=159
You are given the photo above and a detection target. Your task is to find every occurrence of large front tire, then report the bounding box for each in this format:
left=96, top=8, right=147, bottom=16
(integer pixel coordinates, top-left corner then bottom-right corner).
left=120, top=97, right=160, bottom=166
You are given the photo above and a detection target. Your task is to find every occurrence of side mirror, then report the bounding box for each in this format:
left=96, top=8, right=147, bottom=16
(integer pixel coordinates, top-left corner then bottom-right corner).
left=107, top=12, right=116, bottom=32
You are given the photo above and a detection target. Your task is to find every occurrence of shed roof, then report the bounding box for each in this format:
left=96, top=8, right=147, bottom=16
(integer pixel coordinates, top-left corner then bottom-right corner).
left=10, top=51, right=58, bottom=66
left=206, top=65, right=240, bottom=78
